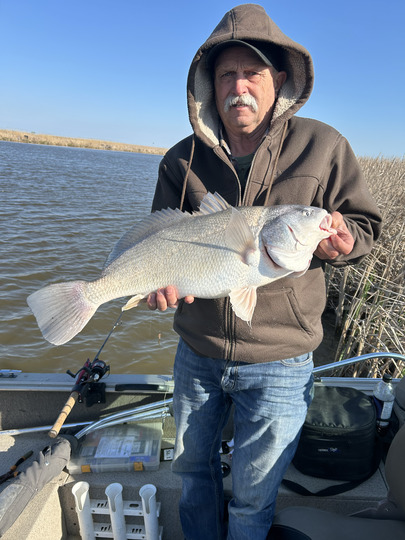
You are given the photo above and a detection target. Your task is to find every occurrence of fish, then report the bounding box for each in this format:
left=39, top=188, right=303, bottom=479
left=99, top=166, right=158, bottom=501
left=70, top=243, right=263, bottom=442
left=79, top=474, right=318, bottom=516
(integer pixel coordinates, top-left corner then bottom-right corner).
left=27, top=192, right=336, bottom=346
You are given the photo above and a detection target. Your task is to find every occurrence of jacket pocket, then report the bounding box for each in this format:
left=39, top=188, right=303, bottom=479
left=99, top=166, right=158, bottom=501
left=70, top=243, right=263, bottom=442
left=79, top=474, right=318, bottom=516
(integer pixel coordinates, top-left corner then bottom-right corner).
left=283, top=287, right=313, bottom=335
left=256, top=286, right=314, bottom=337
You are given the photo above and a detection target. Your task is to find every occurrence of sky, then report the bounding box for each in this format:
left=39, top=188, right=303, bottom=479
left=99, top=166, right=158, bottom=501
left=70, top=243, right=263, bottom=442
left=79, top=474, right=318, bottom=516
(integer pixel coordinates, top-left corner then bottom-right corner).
left=1, top=0, right=404, bottom=157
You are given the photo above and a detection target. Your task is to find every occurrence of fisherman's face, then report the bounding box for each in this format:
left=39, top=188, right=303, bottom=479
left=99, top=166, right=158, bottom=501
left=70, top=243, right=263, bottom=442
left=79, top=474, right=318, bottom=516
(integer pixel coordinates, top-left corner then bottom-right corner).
left=214, top=47, right=286, bottom=137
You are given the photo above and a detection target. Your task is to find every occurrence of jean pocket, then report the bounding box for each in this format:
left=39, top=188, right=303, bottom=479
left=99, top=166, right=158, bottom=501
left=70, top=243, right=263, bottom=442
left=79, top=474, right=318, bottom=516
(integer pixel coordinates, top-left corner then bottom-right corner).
left=280, top=352, right=313, bottom=367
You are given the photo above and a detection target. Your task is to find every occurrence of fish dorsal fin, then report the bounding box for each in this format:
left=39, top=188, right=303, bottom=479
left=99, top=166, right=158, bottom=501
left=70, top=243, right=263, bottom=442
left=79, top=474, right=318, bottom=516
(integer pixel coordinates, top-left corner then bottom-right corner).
left=103, top=207, right=191, bottom=270
left=197, top=192, right=231, bottom=215
left=226, top=207, right=257, bottom=265
left=229, top=286, right=258, bottom=324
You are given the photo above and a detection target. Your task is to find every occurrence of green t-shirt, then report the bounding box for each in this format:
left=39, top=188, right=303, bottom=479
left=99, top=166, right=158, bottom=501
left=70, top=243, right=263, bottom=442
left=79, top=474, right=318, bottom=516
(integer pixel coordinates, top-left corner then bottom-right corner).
left=233, top=153, right=254, bottom=193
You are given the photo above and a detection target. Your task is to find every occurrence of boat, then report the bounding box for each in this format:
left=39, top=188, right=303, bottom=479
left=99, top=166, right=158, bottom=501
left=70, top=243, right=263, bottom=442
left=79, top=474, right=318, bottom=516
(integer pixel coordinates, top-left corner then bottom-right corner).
left=0, top=352, right=404, bottom=539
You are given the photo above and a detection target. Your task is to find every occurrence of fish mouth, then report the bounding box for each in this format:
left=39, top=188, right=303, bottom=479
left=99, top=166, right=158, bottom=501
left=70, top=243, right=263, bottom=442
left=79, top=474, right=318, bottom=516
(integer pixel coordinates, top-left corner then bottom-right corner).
left=319, top=214, right=336, bottom=235
left=283, top=213, right=336, bottom=246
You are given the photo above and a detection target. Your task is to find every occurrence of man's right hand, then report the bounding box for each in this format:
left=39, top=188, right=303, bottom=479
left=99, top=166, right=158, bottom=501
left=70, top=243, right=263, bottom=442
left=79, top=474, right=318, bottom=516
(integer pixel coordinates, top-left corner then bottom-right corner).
left=147, top=285, right=195, bottom=311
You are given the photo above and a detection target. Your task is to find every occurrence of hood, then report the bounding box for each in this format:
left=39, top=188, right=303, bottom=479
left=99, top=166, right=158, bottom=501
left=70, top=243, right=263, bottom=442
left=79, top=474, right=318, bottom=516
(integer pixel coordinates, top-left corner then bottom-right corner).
left=187, top=4, right=314, bottom=148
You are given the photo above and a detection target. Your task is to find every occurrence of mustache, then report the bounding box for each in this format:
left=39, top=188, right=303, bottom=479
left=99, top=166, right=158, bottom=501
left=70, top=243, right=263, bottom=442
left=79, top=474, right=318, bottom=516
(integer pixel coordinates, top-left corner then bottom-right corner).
left=223, top=94, right=258, bottom=113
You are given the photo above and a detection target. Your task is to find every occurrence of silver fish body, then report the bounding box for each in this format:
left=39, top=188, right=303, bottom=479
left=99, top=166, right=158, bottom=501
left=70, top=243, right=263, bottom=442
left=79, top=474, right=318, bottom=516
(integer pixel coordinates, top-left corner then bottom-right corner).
left=27, top=193, right=335, bottom=345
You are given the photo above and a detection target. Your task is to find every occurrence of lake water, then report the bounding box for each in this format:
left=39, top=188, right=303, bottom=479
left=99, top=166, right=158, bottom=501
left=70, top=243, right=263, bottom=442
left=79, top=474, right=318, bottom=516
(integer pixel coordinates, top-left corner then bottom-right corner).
left=0, top=141, right=179, bottom=375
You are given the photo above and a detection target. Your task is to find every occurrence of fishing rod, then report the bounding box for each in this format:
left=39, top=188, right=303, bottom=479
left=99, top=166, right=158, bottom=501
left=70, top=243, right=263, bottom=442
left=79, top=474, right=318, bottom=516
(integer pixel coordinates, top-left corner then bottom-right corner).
left=48, top=311, right=124, bottom=438
left=2, top=398, right=173, bottom=437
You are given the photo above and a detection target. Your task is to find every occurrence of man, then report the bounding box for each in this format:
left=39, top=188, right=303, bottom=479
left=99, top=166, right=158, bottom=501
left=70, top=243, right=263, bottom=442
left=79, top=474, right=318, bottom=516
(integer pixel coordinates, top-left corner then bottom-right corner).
left=148, top=5, right=381, bottom=539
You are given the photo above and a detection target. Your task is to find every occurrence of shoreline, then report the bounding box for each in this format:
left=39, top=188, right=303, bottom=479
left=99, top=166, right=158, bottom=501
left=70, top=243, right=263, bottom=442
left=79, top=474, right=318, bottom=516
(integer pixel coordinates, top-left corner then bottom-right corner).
left=0, top=129, right=168, bottom=156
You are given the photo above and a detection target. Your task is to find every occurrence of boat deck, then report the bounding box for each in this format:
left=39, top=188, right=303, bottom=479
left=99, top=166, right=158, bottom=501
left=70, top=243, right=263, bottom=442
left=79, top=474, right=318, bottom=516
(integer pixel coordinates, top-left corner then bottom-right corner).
left=0, top=432, right=389, bottom=539
left=0, top=372, right=391, bottom=539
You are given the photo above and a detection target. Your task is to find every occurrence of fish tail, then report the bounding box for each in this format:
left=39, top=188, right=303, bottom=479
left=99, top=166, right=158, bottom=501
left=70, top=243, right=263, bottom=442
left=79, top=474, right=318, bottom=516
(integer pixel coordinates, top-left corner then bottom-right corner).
left=27, top=280, right=99, bottom=345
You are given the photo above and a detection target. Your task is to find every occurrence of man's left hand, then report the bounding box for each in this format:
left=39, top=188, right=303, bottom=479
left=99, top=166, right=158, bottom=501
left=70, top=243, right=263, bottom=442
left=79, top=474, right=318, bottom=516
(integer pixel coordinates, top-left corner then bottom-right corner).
left=315, top=211, right=354, bottom=260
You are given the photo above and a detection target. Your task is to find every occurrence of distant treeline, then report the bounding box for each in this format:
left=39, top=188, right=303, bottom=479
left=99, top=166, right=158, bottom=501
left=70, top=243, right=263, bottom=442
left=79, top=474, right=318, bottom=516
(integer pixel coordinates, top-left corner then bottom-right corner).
left=0, top=129, right=167, bottom=155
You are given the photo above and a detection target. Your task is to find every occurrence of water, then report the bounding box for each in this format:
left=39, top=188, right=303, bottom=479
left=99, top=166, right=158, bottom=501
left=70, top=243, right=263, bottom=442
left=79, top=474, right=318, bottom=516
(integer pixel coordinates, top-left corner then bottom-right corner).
left=0, top=141, right=179, bottom=375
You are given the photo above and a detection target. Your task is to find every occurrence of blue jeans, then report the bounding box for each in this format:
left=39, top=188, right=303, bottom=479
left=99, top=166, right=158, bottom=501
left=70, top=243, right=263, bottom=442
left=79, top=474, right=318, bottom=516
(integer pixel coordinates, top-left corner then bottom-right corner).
left=172, top=338, right=314, bottom=540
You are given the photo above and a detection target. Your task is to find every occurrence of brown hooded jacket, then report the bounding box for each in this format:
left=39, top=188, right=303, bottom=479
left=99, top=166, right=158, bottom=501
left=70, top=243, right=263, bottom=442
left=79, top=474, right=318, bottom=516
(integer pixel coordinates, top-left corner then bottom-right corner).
left=151, top=4, right=381, bottom=363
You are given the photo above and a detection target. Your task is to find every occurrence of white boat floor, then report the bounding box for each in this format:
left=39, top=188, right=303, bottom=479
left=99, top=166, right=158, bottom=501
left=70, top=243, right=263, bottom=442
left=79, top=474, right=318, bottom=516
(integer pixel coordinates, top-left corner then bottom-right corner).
left=0, top=432, right=389, bottom=540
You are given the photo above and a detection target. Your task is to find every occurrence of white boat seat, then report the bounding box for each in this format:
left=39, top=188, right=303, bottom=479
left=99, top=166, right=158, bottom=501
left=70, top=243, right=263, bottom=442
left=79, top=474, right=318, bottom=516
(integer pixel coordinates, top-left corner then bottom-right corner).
left=268, top=424, right=405, bottom=540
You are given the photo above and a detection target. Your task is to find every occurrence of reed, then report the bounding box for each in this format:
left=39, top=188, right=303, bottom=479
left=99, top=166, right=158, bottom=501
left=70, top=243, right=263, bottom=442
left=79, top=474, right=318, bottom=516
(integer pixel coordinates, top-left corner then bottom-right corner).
left=325, top=157, right=405, bottom=378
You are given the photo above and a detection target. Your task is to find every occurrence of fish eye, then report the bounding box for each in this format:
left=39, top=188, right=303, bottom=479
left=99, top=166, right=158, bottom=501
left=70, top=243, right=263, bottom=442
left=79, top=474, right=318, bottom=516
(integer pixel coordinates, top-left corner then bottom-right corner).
left=302, top=209, right=312, bottom=217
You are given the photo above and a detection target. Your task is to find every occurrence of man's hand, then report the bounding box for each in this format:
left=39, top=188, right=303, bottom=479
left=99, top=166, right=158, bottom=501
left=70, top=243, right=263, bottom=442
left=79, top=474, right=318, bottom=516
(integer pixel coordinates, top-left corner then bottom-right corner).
left=147, top=285, right=195, bottom=311
left=315, top=211, right=354, bottom=260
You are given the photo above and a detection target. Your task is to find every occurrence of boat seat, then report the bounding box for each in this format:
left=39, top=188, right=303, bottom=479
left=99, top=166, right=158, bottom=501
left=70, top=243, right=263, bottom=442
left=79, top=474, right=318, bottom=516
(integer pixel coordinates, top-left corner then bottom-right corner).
left=268, top=424, right=405, bottom=540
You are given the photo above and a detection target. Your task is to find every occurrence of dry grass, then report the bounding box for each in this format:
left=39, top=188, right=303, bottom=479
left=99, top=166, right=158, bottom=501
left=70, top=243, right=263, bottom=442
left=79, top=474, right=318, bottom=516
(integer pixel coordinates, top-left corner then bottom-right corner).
left=0, top=129, right=167, bottom=155
left=325, top=157, right=405, bottom=377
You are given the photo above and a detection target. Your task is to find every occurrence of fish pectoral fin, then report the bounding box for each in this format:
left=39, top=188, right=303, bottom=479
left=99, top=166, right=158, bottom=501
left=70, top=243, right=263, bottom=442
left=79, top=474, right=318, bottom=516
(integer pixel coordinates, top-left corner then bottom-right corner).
left=122, top=294, right=146, bottom=311
left=226, top=208, right=257, bottom=265
left=229, top=286, right=257, bottom=324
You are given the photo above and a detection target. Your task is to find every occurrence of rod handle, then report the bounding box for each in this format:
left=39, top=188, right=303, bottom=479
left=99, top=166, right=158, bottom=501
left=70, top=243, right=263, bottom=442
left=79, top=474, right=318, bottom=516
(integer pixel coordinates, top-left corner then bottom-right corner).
left=48, top=391, right=79, bottom=438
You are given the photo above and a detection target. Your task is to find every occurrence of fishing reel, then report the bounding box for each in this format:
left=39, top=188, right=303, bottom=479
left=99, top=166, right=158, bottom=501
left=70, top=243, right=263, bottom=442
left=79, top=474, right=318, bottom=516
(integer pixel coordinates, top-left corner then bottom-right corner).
left=49, top=315, right=121, bottom=438
left=67, top=358, right=110, bottom=407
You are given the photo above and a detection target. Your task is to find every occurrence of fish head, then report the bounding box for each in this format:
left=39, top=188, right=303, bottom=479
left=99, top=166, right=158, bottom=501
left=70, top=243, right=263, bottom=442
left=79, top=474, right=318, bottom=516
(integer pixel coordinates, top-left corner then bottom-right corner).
left=261, top=206, right=336, bottom=272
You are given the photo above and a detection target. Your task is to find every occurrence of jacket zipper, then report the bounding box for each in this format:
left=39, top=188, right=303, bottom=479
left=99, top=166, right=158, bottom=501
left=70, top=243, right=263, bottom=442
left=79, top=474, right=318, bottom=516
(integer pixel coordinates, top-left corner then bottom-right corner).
left=214, top=145, right=269, bottom=360
left=223, top=153, right=257, bottom=359
left=217, top=148, right=262, bottom=359
left=225, top=159, right=240, bottom=359
left=241, top=150, right=257, bottom=205
left=213, top=125, right=286, bottom=359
